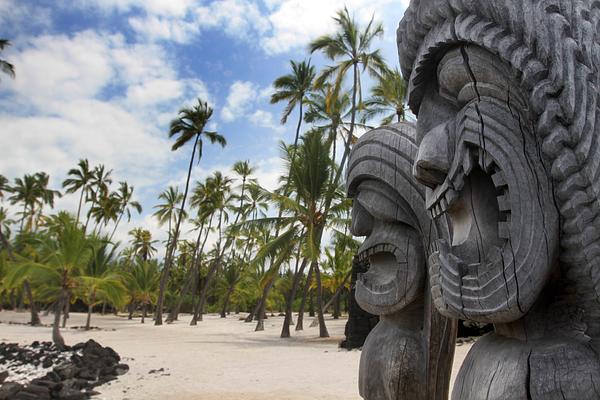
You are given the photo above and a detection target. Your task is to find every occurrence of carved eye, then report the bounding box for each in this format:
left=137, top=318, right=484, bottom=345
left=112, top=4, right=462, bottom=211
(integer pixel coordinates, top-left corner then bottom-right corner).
left=351, top=201, right=373, bottom=237
left=436, top=46, right=526, bottom=109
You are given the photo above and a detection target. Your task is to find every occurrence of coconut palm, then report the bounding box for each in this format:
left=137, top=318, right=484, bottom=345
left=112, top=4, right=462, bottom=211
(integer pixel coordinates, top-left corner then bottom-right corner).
left=84, top=165, right=113, bottom=233
left=165, top=180, right=216, bottom=323
left=62, top=159, right=93, bottom=224
left=191, top=171, right=234, bottom=324
left=4, top=219, right=93, bottom=348
left=32, top=172, right=61, bottom=230
left=109, top=182, right=142, bottom=242
left=304, top=84, right=356, bottom=163
left=153, top=187, right=185, bottom=235
left=309, top=7, right=387, bottom=171
left=363, top=68, right=409, bottom=125
left=128, top=228, right=158, bottom=261
left=89, top=191, right=120, bottom=235
left=81, top=241, right=127, bottom=330
left=271, top=60, right=316, bottom=160
left=9, top=173, right=61, bottom=232
left=123, top=259, right=160, bottom=323
left=0, top=39, right=15, bottom=83
left=0, top=174, right=11, bottom=200
left=155, top=98, right=226, bottom=325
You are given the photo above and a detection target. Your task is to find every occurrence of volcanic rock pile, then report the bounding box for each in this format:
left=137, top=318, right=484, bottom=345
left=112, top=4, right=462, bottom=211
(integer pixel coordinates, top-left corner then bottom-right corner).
left=0, top=339, right=129, bottom=399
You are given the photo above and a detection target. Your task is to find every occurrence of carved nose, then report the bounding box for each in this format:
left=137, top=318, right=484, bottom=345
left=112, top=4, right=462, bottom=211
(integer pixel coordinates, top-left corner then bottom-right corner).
left=413, top=123, right=452, bottom=189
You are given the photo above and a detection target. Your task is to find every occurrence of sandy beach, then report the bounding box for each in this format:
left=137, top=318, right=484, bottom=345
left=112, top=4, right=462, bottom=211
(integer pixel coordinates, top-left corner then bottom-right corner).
left=0, top=311, right=471, bottom=399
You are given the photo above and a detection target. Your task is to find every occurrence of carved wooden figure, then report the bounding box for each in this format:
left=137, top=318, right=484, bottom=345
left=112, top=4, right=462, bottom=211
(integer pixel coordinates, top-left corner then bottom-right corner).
left=397, top=1, right=600, bottom=398
left=347, top=122, right=457, bottom=400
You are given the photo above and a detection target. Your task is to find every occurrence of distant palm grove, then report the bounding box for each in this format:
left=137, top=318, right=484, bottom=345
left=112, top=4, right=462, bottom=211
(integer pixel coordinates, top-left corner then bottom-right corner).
left=0, top=8, right=407, bottom=346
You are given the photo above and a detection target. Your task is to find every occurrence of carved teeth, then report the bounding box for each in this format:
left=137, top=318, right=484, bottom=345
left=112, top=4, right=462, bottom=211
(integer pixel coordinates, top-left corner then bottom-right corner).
left=491, top=171, right=507, bottom=188
left=463, top=150, right=475, bottom=175
left=498, top=221, right=511, bottom=239
left=497, top=194, right=511, bottom=212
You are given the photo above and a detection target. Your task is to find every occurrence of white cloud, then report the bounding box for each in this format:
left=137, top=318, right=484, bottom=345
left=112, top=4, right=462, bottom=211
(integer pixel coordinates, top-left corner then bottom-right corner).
left=128, top=15, right=198, bottom=43
left=249, top=109, right=285, bottom=134
left=221, top=80, right=258, bottom=122
left=0, top=28, right=213, bottom=250
left=194, top=0, right=269, bottom=39
left=261, top=0, right=405, bottom=55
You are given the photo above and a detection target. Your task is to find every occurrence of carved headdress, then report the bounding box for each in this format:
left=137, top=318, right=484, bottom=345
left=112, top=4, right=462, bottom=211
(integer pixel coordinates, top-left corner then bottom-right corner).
left=397, top=0, right=600, bottom=339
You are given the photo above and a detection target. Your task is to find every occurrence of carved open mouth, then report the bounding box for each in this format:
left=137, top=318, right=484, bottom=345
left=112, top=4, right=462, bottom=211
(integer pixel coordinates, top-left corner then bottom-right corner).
left=357, top=244, right=407, bottom=294
left=427, top=144, right=519, bottom=320
left=427, top=145, right=509, bottom=260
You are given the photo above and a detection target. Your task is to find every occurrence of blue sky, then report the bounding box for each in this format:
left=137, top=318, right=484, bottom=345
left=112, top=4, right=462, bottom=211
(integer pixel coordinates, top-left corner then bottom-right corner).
left=0, top=0, right=409, bottom=249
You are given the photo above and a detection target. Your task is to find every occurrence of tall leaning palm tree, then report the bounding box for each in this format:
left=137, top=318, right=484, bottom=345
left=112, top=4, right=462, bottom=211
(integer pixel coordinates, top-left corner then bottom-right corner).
left=309, top=7, right=387, bottom=171
left=363, top=68, right=408, bottom=125
left=62, top=159, right=93, bottom=224
left=270, top=60, right=316, bottom=162
left=154, top=98, right=226, bottom=325
left=0, top=39, right=15, bottom=84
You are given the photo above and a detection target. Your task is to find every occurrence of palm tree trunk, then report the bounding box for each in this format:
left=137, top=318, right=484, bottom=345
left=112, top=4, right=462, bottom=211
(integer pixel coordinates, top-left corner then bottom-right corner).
left=24, top=280, right=41, bottom=326
left=85, top=290, right=96, bottom=330
left=108, top=212, right=124, bottom=242
left=76, top=188, right=85, bottom=224
left=313, top=260, right=329, bottom=337
left=156, top=133, right=200, bottom=326
left=281, top=258, right=308, bottom=338
left=321, top=270, right=352, bottom=316
left=61, top=294, right=70, bottom=328
left=141, top=303, right=147, bottom=324
left=295, top=264, right=313, bottom=331
left=245, top=299, right=260, bottom=322
left=194, top=209, right=225, bottom=324
left=220, top=287, right=234, bottom=318
left=83, top=190, right=97, bottom=234
left=255, top=278, right=275, bottom=331
left=10, top=289, right=16, bottom=310
left=19, top=203, right=27, bottom=232
left=53, top=292, right=66, bottom=350
left=167, top=220, right=208, bottom=323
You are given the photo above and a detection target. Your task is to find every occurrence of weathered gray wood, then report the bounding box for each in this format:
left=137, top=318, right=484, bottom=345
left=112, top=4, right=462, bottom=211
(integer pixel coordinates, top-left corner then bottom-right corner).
left=347, top=123, right=457, bottom=400
left=397, top=1, right=600, bottom=398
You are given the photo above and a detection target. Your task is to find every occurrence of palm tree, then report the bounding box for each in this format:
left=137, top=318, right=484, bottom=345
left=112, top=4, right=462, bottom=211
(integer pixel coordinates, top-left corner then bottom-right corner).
left=123, top=259, right=160, bottom=323
left=89, top=191, right=120, bottom=235
left=271, top=60, right=316, bottom=162
left=84, top=165, right=113, bottom=233
left=128, top=228, right=158, bottom=261
left=81, top=241, right=127, bottom=330
left=4, top=219, right=93, bottom=348
left=0, top=174, right=11, bottom=200
left=109, top=182, right=142, bottom=242
left=309, top=7, right=387, bottom=171
left=0, top=39, right=15, bottom=83
left=153, top=187, right=185, bottom=237
left=155, top=98, right=226, bottom=325
left=9, top=174, right=39, bottom=232
left=245, top=131, right=343, bottom=337
left=191, top=171, right=233, bottom=324
left=363, top=68, right=408, bottom=125
left=9, top=173, right=60, bottom=232
left=32, top=172, right=61, bottom=230
left=304, top=84, right=354, bottom=163
left=62, top=159, right=93, bottom=224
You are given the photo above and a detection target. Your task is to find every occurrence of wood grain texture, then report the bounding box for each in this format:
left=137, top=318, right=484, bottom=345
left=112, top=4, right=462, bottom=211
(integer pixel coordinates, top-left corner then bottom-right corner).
left=397, top=1, right=600, bottom=398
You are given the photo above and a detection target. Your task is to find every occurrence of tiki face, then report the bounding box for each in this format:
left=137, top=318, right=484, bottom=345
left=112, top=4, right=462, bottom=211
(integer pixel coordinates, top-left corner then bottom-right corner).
left=351, top=180, right=425, bottom=316
left=413, top=45, right=559, bottom=323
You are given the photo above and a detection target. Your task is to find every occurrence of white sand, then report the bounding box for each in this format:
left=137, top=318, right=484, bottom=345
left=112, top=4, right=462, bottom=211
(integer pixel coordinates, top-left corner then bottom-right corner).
left=0, top=311, right=471, bottom=400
